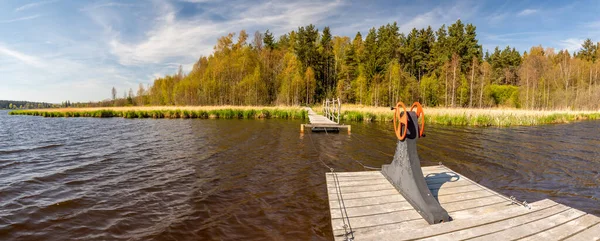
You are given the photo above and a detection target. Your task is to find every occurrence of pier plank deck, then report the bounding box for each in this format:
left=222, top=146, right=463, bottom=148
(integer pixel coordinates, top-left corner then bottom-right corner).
left=302, top=107, right=350, bottom=133
left=326, top=165, right=600, bottom=241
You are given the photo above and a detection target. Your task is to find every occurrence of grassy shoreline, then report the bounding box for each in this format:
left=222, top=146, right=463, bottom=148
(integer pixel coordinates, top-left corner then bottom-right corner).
left=314, top=105, right=600, bottom=127
left=8, top=106, right=307, bottom=120
left=9, top=105, right=600, bottom=126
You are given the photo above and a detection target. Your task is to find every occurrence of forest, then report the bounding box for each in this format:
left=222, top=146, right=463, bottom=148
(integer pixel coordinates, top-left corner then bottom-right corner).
left=108, top=20, right=599, bottom=110
left=0, top=100, right=54, bottom=109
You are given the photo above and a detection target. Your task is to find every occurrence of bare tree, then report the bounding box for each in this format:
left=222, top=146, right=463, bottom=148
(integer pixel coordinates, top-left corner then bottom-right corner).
left=137, top=83, right=146, bottom=106
left=444, top=62, right=449, bottom=107
left=177, top=65, right=184, bottom=80
left=111, top=87, right=117, bottom=103
left=253, top=30, right=263, bottom=51
left=469, top=56, right=478, bottom=108
left=451, top=53, right=460, bottom=107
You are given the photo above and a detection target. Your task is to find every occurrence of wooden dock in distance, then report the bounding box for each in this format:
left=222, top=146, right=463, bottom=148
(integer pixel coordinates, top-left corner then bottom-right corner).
left=326, top=165, right=600, bottom=241
left=301, top=107, right=351, bottom=134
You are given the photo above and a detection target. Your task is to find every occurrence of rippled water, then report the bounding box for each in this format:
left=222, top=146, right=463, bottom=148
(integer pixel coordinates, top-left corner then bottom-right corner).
left=1, top=110, right=599, bottom=240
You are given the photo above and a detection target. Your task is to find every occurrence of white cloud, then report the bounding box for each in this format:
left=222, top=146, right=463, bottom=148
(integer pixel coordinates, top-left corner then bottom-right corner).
left=80, top=2, right=133, bottom=12
left=105, top=0, right=343, bottom=66
left=0, top=15, right=41, bottom=23
left=487, top=13, right=508, bottom=24
left=180, top=0, right=214, bottom=2
left=0, top=44, right=45, bottom=68
left=518, top=9, right=538, bottom=16
left=0, top=40, right=146, bottom=102
left=15, top=0, right=57, bottom=12
left=235, top=0, right=343, bottom=33
left=559, top=38, right=583, bottom=52
left=399, top=0, right=478, bottom=32
left=108, top=16, right=222, bottom=65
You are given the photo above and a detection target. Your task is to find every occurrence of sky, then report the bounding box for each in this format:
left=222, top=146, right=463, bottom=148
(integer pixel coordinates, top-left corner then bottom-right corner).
left=1, top=0, right=599, bottom=103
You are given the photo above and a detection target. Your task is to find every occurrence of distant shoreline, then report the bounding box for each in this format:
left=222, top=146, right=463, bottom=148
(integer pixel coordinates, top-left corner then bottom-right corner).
left=8, top=105, right=600, bottom=127
left=8, top=106, right=307, bottom=120
left=313, top=105, right=600, bottom=126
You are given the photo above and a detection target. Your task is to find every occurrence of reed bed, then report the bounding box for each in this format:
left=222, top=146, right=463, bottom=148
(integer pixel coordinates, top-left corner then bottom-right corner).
left=315, top=104, right=600, bottom=126
left=9, top=106, right=307, bottom=120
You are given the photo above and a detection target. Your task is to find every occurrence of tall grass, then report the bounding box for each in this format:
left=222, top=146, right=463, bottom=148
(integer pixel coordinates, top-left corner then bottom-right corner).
left=8, top=106, right=307, bottom=120
left=314, top=104, right=600, bottom=126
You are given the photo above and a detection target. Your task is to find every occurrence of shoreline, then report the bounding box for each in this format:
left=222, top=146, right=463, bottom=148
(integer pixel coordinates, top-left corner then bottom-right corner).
left=8, top=105, right=600, bottom=126
left=8, top=106, right=307, bottom=120
left=313, top=105, right=600, bottom=127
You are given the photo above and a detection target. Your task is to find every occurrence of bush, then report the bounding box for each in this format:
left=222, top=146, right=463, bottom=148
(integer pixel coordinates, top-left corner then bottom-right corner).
left=487, top=84, right=520, bottom=108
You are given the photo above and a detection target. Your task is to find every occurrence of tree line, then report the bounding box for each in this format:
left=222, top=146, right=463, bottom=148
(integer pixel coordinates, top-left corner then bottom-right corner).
left=104, top=20, right=599, bottom=109
left=0, top=100, right=54, bottom=109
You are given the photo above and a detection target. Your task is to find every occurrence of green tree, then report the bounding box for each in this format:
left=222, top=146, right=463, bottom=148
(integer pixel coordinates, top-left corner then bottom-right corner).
left=263, top=29, right=276, bottom=49
left=305, top=67, right=316, bottom=104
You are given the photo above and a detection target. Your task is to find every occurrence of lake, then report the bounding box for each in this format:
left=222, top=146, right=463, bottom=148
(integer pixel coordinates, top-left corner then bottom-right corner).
left=0, top=110, right=599, bottom=240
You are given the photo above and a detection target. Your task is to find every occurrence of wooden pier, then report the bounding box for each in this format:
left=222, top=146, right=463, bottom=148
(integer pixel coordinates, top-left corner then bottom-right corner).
left=326, top=165, right=600, bottom=241
left=301, top=107, right=351, bottom=133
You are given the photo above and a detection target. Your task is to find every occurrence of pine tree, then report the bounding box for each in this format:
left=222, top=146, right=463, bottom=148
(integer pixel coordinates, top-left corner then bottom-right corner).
left=263, top=29, right=276, bottom=49
left=320, top=27, right=334, bottom=96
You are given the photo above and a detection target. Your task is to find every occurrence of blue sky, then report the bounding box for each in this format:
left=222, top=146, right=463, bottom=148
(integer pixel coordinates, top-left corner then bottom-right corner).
left=1, top=0, right=599, bottom=103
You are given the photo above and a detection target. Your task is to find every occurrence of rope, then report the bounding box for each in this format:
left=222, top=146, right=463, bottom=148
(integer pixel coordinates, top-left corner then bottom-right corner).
left=306, top=132, right=354, bottom=240
left=350, top=132, right=395, bottom=157
left=332, top=171, right=355, bottom=240
left=307, top=131, right=333, bottom=170
left=352, top=159, right=381, bottom=170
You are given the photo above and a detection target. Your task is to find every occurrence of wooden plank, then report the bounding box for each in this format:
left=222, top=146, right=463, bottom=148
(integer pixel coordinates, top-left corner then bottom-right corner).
left=331, top=186, right=487, bottom=207
left=440, top=195, right=508, bottom=212
left=327, top=176, right=385, bottom=183
left=426, top=179, right=473, bottom=189
left=354, top=199, right=559, bottom=241
left=329, top=189, right=499, bottom=208
left=326, top=166, right=448, bottom=179
left=326, top=171, right=382, bottom=178
left=327, top=171, right=384, bottom=177
left=425, top=176, right=464, bottom=185
left=421, top=166, right=450, bottom=175
left=448, top=202, right=517, bottom=220
left=331, top=194, right=509, bottom=227
left=329, top=195, right=407, bottom=209
left=331, top=193, right=510, bottom=234
left=468, top=208, right=586, bottom=241
left=520, top=214, right=600, bottom=241
left=422, top=168, right=455, bottom=176
left=563, top=222, right=600, bottom=241
left=331, top=208, right=423, bottom=231
left=334, top=218, right=431, bottom=240
left=433, top=183, right=483, bottom=196
left=420, top=203, right=570, bottom=240
left=327, top=183, right=395, bottom=194
left=329, top=187, right=493, bottom=202
left=330, top=201, right=415, bottom=219
left=330, top=189, right=400, bottom=200
left=326, top=179, right=390, bottom=187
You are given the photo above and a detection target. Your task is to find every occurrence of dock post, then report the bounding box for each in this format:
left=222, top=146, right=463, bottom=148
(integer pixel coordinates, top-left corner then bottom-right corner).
left=300, top=124, right=304, bottom=133
left=347, top=125, right=351, bottom=134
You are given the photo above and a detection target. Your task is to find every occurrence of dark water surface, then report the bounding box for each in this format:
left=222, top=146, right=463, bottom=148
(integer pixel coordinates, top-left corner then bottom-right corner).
left=1, top=110, right=599, bottom=240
